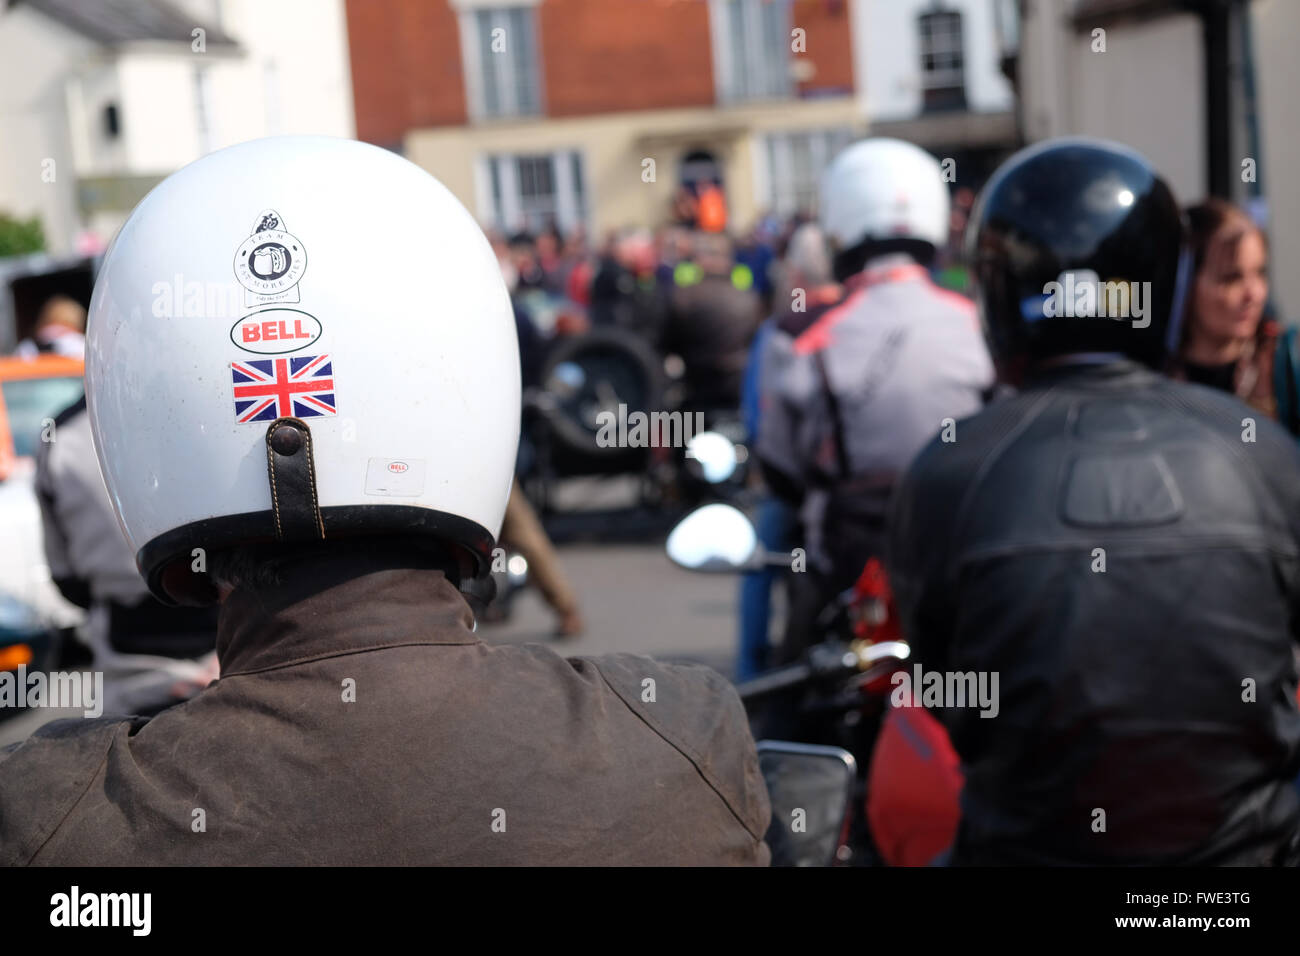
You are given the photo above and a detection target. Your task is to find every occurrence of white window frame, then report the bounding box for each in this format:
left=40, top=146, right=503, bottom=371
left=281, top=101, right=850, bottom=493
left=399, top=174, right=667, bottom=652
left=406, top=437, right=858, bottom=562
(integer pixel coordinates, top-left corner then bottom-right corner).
left=193, top=65, right=212, bottom=155
left=476, top=150, right=589, bottom=235
left=455, top=0, right=544, bottom=122
left=918, top=9, right=965, bottom=93
left=759, top=128, right=854, bottom=218
left=709, top=0, right=793, bottom=104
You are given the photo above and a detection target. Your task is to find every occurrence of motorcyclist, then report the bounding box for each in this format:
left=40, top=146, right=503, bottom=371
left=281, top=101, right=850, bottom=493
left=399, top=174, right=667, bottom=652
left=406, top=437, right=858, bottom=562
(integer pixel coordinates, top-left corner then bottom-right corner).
left=756, top=138, right=994, bottom=665
left=736, top=223, right=839, bottom=680
left=0, top=136, right=770, bottom=865
left=14, top=295, right=86, bottom=359
left=887, top=137, right=1300, bottom=865
left=35, top=396, right=219, bottom=716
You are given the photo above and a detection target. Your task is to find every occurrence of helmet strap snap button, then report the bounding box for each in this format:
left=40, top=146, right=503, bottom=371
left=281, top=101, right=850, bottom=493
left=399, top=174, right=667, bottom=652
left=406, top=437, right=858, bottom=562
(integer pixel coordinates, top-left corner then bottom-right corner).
left=265, top=418, right=325, bottom=541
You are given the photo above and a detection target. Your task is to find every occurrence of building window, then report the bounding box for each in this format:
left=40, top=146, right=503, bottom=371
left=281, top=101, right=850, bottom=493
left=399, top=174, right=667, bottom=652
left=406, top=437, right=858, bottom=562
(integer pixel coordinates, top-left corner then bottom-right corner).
left=918, top=9, right=966, bottom=112
left=193, top=66, right=212, bottom=154
left=762, top=128, right=854, bottom=218
left=263, top=61, right=281, bottom=135
left=712, top=0, right=793, bottom=103
left=102, top=103, right=121, bottom=140
left=463, top=5, right=542, bottom=120
left=483, top=151, right=587, bottom=234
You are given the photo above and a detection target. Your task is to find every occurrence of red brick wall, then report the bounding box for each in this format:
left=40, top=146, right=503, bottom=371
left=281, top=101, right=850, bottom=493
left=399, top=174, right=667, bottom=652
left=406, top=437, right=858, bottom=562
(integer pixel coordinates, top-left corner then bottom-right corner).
left=539, top=0, right=716, bottom=117
left=792, top=0, right=855, bottom=96
left=345, top=0, right=855, bottom=142
left=346, top=0, right=466, bottom=146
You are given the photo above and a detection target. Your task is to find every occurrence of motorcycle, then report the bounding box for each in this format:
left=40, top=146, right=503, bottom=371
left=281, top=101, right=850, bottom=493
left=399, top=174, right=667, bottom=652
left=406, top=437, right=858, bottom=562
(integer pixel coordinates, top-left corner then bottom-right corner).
left=676, top=418, right=752, bottom=507
left=462, top=548, right=529, bottom=626
left=520, top=325, right=668, bottom=514
left=519, top=323, right=753, bottom=516
left=666, top=488, right=962, bottom=866
left=755, top=740, right=857, bottom=866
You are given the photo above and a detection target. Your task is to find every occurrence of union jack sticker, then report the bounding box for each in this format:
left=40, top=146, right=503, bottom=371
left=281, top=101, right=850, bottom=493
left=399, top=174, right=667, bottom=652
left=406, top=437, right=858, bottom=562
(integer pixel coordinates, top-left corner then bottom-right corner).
left=231, top=354, right=337, bottom=424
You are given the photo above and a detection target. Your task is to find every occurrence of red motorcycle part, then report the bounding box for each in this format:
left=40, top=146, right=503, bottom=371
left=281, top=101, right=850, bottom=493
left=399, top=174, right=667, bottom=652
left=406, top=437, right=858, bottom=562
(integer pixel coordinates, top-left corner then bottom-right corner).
left=867, top=705, right=963, bottom=866
left=850, top=557, right=901, bottom=644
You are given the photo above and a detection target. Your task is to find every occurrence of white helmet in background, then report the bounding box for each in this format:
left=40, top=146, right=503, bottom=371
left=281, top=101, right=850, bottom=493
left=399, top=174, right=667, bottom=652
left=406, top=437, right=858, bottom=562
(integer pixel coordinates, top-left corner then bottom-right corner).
left=819, top=137, right=950, bottom=253
left=86, top=136, right=520, bottom=604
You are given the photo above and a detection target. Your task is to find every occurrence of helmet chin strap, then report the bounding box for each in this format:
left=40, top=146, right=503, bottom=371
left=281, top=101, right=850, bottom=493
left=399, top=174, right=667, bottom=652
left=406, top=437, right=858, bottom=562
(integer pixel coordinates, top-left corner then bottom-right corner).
left=264, top=417, right=326, bottom=542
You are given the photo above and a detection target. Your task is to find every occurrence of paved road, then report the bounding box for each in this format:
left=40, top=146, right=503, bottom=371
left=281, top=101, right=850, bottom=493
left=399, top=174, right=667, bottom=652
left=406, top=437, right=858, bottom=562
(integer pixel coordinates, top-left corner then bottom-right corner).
left=483, top=540, right=755, bottom=679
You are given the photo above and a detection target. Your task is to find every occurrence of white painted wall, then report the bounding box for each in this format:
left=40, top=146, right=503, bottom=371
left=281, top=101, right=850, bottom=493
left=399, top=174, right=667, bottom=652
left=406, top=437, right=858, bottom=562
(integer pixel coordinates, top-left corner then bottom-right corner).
left=1252, top=0, right=1300, bottom=320
left=1018, top=5, right=1204, bottom=203
left=0, top=0, right=354, bottom=254
left=201, top=0, right=355, bottom=144
left=72, top=0, right=355, bottom=175
left=1068, top=14, right=1204, bottom=203
left=0, top=6, right=97, bottom=254
left=859, top=0, right=1014, bottom=121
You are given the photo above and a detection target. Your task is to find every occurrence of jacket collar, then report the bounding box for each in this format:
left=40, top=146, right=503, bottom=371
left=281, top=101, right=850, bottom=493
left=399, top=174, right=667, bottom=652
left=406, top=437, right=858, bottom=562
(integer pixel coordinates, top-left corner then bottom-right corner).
left=1024, top=356, right=1156, bottom=389
left=843, top=254, right=928, bottom=293
left=216, top=552, right=479, bottom=677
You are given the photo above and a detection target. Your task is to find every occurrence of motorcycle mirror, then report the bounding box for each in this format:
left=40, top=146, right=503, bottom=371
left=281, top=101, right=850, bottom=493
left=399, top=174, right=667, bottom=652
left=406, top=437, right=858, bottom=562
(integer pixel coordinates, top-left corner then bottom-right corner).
left=665, top=503, right=760, bottom=571
left=546, top=361, right=586, bottom=398
left=684, top=430, right=738, bottom=483
left=757, top=741, right=856, bottom=867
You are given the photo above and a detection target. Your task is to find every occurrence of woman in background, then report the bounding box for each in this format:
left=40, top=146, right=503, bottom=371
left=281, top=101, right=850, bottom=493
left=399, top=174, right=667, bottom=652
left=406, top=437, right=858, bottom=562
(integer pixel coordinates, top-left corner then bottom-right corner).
left=1169, top=198, right=1299, bottom=434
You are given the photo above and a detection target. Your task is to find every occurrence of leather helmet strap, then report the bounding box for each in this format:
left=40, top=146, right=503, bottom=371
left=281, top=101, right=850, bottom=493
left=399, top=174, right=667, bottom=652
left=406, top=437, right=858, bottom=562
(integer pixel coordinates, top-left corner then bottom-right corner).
left=264, top=417, right=326, bottom=541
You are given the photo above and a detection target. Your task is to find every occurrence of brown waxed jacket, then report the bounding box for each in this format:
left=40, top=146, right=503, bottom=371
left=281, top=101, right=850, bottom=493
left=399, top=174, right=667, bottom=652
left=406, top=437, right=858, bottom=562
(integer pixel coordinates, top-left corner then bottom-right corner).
left=0, top=554, right=771, bottom=865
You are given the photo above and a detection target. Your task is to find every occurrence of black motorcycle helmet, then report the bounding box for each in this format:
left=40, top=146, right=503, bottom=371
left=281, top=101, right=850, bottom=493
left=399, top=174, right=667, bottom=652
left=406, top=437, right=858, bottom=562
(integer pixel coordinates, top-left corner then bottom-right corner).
left=966, top=137, right=1184, bottom=377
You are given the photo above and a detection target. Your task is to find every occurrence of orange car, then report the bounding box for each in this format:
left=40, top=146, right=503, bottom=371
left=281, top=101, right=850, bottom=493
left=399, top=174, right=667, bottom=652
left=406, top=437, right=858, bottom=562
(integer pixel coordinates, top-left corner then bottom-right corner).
left=0, top=354, right=85, bottom=692
left=0, top=354, right=85, bottom=480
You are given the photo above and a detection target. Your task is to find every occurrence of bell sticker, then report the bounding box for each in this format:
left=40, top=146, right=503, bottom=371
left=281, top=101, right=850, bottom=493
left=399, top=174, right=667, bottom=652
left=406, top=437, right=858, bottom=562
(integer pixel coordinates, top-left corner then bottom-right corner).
left=365, top=458, right=427, bottom=497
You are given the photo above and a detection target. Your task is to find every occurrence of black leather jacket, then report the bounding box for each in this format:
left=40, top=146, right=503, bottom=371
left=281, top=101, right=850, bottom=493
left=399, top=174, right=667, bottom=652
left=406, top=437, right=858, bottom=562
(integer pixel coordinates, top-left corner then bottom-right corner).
left=888, top=360, right=1300, bottom=865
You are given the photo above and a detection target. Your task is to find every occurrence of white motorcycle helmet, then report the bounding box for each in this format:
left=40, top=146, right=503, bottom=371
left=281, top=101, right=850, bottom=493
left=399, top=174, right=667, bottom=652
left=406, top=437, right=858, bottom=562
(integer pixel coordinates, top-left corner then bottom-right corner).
left=86, top=136, right=520, bottom=604
left=819, top=137, right=950, bottom=271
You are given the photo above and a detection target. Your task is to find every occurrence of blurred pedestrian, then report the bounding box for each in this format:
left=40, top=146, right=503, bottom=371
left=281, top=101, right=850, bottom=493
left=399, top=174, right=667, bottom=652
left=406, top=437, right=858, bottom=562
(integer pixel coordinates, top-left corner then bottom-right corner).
left=736, top=223, right=840, bottom=680
left=507, top=231, right=551, bottom=293
left=563, top=231, right=593, bottom=306
left=735, top=221, right=777, bottom=313
left=589, top=227, right=662, bottom=332
left=498, top=478, right=584, bottom=638
left=1167, top=198, right=1297, bottom=433
left=14, top=295, right=86, bottom=359
left=36, top=397, right=218, bottom=716
left=659, top=231, right=760, bottom=416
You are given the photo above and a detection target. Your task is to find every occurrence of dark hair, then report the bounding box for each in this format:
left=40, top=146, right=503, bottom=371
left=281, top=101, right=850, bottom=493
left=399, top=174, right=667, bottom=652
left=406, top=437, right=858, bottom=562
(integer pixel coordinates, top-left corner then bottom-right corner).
left=832, top=237, right=935, bottom=283
left=1186, top=199, right=1267, bottom=276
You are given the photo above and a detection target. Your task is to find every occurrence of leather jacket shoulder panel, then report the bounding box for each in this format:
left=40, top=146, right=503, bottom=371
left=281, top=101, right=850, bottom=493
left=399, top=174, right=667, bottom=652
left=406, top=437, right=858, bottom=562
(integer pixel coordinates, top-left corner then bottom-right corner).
left=577, top=653, right=771, bottom=842
left=911, top=371, right=1300, bottom=568
left=0, top=716, right=137, bottom=865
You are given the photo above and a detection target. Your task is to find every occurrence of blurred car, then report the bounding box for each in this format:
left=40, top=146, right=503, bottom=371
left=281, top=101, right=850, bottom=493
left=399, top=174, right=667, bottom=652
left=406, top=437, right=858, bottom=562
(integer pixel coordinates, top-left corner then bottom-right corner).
left=0, top=354, right=86, bottom=711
